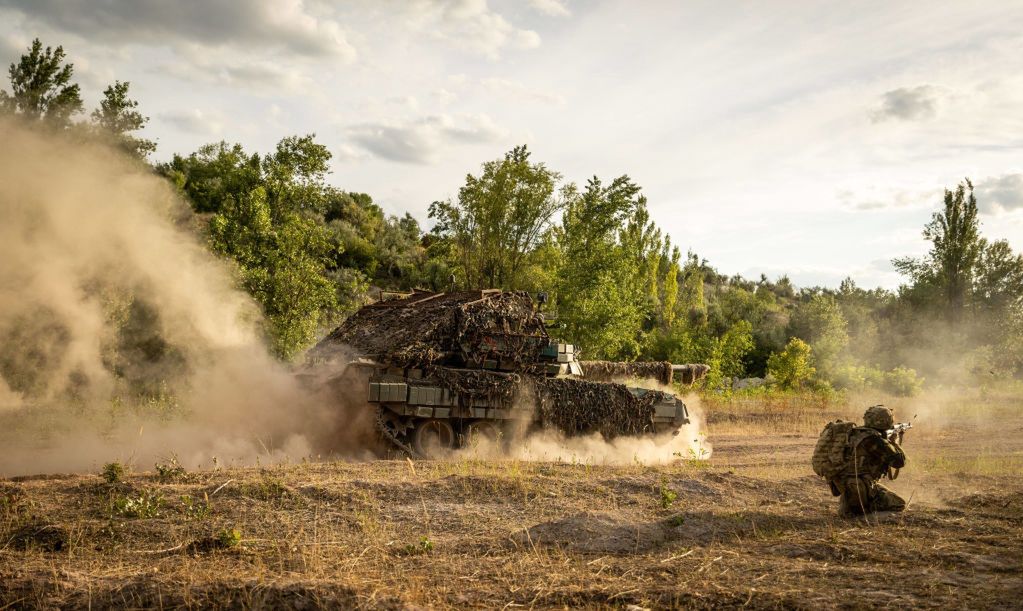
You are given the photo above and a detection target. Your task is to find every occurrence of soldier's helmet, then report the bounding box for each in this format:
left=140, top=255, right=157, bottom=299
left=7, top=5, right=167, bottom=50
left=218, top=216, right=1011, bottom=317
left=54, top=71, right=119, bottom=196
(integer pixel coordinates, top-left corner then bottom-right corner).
left=863, top=405, right=894, bottom=431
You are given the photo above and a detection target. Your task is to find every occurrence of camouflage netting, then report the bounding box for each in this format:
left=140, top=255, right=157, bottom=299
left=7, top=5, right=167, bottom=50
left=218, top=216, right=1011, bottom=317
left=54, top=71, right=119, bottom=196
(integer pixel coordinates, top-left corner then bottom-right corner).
left=532, top=378, right=667, bottom=439
left=312, top=290, right=548, bottom=369
left=429, top=368, right=520, bottom=401
left=580, top=361, right=674, bottom=386
left=673, top=364, right=711, bottom=385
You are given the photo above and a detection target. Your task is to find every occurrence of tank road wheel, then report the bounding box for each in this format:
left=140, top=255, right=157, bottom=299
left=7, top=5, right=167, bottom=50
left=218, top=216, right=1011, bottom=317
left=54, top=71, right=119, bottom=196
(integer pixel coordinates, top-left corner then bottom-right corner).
left=412, top=419, right=456, bottom=458
left=463, top=420, right=500, bottom=450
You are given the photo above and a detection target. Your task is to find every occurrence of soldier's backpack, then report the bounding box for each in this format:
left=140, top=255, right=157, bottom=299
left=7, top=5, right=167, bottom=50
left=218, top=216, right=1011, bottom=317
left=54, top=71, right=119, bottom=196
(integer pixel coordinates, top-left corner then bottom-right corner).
left=811, top=419, right=857, bottom=479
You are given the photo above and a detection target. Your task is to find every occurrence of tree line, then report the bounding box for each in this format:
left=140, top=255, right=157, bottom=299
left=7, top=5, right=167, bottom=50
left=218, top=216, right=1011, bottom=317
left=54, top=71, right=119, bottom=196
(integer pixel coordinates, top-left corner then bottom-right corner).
left=4, top=38, right=1022, bottom=398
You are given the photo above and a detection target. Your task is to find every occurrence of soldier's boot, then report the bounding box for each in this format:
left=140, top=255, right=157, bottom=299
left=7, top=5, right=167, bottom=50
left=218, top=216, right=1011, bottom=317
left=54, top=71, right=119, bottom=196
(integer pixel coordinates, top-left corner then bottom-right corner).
left=872, top=483, right=906, bottom=513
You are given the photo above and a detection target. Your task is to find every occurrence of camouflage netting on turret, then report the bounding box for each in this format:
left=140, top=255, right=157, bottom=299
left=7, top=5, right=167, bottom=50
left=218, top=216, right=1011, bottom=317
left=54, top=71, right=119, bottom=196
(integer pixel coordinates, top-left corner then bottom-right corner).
left=580, top=361, right=674, bottom=386
left=531, top=378, right=668, bottom=439
left=312, top=290, right=548, bottom=369
left=674, top=364, right=710, bottom=385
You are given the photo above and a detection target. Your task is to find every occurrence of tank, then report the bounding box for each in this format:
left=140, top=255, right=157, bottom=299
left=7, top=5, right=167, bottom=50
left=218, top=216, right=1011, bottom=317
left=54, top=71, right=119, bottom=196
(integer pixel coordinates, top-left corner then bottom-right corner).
left=310, top=289, right=709, bottom=457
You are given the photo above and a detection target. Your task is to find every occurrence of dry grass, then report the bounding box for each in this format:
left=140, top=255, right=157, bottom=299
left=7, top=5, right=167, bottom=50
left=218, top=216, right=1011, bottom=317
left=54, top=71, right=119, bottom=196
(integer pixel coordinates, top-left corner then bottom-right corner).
left=2, top=389, right=1022, bottom=609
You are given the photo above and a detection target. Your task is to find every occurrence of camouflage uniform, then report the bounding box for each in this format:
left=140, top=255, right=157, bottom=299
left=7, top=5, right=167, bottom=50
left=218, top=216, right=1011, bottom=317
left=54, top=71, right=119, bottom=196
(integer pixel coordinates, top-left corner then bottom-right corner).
left=831, top=406, right=907, bottom=518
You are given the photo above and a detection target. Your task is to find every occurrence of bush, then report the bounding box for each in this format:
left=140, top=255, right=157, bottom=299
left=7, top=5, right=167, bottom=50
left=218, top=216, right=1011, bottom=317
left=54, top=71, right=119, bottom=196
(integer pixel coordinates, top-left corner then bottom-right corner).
left=218, top=527, right=242, bottom=548
left=101, top=462, right=125, bottom=484
left=883, top=366, right=923, bottom=397
left=111, top=490, right=162, bottom=518
left=155, top=455, right=186, bottom=482
left=766, top=338, right=816, bottom=390
left=831, top=364, right=886, bottom=391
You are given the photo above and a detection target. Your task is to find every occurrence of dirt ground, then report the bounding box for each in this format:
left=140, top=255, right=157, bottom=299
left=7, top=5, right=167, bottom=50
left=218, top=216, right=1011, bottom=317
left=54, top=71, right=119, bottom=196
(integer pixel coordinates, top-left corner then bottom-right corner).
left=1, top=389, right=1021, bottom=609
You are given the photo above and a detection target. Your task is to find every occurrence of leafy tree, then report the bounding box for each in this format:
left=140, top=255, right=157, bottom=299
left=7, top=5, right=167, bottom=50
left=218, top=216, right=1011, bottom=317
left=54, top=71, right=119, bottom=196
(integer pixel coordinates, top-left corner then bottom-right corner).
left=974, top=239, right=1023, bottom=315
left=556, top=175, right=665, bottom=360
left=262, top=134, right=332, bottom=217
left=0, top=38, right=83, bottom=126
left=893, top=180, right=982, bottom=321
left=767, top=338, right=815, bottom=390
left=209, top=187, right=337, bottom=359
left=160, top=142, right=262, bottom=213
left=429, top=145, right=567, bottom=290
left=91, top=80, right=156, bottom=159
left=788, top=293, right=849, bottom=377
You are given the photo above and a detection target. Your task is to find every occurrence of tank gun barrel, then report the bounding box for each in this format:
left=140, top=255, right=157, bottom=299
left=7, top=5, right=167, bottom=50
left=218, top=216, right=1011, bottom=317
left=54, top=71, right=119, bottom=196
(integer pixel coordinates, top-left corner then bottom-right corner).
left=579, top=361, right=710, bottom=386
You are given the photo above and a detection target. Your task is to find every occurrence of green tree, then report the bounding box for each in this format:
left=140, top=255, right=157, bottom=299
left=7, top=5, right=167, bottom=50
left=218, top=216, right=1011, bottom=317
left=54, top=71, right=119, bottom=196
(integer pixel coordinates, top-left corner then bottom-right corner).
left=91, top=80, right=156, bottom=159
left=767, top=338, right=816, bottom=390
left=974, top=239, right=1023, bottom=315
left=209, top=187, right=337, bottom=359
left=788, top=293, right=849, bottom=378
left=0, top=38, right=83, bottom=126
left=894, top=179, right=982, bottom=321
left=160, top=142, right=263, bottom=213
left=556, top=175, right=664, bottom=360
left=429, top=145, right=567, bottom=290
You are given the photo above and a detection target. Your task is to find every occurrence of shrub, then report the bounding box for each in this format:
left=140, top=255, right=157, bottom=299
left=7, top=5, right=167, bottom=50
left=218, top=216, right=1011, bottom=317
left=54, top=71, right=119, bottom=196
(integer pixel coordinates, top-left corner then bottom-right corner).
left=111, top=490, right=163, bottom=518
left=218, top=527, right=242, bottom=548
left=766, top=338, right=816, bottom=390
left=883, top=366, right=923, bottom=397
left=181, top=493, right=211, bottom=520
left=101, top=462, right=125, bottom=484
left=659, top=480, right=677, bottom=509
left=402, top=536, right=433, bottom=555
left=155, top=456, right=186, bottom=482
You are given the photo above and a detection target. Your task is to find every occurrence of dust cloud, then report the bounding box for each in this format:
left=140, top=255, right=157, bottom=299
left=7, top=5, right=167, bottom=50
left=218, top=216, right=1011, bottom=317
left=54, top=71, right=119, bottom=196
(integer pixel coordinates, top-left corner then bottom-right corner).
left=0, top=119, right=367, bottom=477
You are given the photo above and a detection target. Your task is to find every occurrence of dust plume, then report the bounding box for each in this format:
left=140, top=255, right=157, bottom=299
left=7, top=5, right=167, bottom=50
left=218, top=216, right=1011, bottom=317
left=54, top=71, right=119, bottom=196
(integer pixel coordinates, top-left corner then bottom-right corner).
left=0, top=119, right=366, bottom=477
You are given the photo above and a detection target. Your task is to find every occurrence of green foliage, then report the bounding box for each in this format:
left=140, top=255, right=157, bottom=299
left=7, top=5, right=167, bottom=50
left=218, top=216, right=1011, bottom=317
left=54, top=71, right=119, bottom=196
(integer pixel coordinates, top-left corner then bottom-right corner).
left=659, top=480, right=677, bottom=509
left=111, top=490, right=162, bottom=519
left=209, top=186, right=338, bottom=359
left=161, top=142, right=262, bottom=214
left=0, top=38, right=83, bottom=126
left=402, top=536, right=434, bottom=555
left=882, top=366, right=923, bottom=397
left=555, top=175, right=675, bottom=360
left=218, top=527, right=242, bottom=548
left=155, top=456, right=186, bottom=482
left=101, top=462, right=125, bottom=484
left=767, top=338, right=816, bottom=390
left=788, top=293, right=849, bottom=377
left=91, top=80, right=155, bottom=159
left=894, top=180, right=982, bottom=321
left=429, top=145, right=566, bottom=290
left=181, top=493, right=211, bottom=520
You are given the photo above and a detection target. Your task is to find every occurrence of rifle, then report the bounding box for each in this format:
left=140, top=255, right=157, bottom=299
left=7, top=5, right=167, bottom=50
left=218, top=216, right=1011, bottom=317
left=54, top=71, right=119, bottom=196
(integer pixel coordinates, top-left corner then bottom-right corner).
left=885, top=422, right=912, bottom=445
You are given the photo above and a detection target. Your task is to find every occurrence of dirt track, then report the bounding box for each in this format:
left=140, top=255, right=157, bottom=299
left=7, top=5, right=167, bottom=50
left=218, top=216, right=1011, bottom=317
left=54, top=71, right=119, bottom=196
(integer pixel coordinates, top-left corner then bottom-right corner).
left=2, top=395, right=1022, bottom=609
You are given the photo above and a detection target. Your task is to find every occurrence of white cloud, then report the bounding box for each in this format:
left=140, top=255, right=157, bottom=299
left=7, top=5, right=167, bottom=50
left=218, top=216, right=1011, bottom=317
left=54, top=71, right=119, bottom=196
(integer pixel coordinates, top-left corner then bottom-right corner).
left=157, top=45, right=312, bottom=93
left=403, top=0, right=541, bottom=59
left=159, top=109, right=223, bottom=136
left=529, top=0, right=571, bottom=18
left=0, top=0, right=356, bottom=60
left=976, top=173, right=1023, bottom=214
left=346, top=112, right=508, bottom=164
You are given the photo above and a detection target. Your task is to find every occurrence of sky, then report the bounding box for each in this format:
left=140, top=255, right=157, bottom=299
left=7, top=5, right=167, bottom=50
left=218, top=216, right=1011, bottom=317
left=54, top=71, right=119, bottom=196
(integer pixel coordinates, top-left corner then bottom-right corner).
left=2, top=0, right=1022, bottom=290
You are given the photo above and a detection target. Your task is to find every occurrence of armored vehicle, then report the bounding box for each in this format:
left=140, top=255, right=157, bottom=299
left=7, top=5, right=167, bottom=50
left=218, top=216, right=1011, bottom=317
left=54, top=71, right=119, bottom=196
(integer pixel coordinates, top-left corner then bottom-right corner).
left=311, top=290, right=708, bottom=457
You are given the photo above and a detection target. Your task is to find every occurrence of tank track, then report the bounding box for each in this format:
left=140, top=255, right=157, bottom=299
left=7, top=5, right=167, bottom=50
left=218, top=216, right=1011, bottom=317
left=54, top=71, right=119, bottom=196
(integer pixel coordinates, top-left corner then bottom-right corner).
left=374, top=406, right=423, bottom=459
